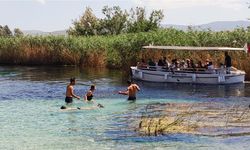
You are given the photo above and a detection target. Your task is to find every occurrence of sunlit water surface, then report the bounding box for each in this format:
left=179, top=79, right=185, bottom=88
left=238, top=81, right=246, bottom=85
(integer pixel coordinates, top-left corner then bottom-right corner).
left=0, top=66, right=250, bottom=150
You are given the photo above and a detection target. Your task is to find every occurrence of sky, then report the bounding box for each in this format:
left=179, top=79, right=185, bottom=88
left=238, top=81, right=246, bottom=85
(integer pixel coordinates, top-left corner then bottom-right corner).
left=0, top=0, right=249, bottom=31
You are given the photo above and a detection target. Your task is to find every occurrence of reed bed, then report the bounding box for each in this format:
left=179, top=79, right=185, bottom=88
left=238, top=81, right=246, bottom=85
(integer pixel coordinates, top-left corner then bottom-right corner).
left=0, top=28, right=250, bottom=78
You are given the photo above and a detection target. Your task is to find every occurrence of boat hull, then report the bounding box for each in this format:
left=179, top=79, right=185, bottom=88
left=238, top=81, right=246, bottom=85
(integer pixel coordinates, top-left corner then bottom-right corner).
left=131, top=67, right=245, bottom=84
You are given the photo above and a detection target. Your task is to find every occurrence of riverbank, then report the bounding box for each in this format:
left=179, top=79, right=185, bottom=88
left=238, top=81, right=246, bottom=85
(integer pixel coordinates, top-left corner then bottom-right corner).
left=0, top=28, right=250, bottom=78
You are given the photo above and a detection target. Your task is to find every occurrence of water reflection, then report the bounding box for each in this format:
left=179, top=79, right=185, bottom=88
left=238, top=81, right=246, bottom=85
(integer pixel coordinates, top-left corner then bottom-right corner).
left=138, top=81, right=250, bottom=98
left=1, top=66, right=250, bottom=101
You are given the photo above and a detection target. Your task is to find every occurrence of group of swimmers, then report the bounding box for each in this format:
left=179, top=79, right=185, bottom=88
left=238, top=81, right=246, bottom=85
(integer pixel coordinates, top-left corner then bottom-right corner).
left=61, top=77, right=140, bottom=110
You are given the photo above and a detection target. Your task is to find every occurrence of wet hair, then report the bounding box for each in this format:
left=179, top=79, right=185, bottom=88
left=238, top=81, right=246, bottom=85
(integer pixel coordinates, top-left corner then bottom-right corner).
left=90, top=85, right=95, bottom=90
left=60, top=106, right=67, bottom=109
left=127, top=80, right=132, bottom=84
left=70, top=77, right=76, bottom=83
left=97, top=103, right=104, bottom=108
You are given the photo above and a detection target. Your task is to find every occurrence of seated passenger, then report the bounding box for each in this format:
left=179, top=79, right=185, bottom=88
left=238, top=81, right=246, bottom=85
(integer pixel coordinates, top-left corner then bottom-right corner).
left=205, top=59, right=210, bottom=69
left=148, top=59, right=156, bottom=66
left=162, top=57, right=169, bottom=70
left=179, top=60, right=186, bottom=69
left=163, top=57, right=168, bottom=65
left=170, top=59, right=177, bottom=71
left=186, top=59, right=191, bottom=68
left=207, top=61, right=215, bottom=73
left=218, top=63, right=226, bottom=74
left=190, top=59, right=195, bottom=69
left=158, top=58, right=164, bottom=66
left=197, top=61, right=206, bottom=68
left=137, top=59, right=147, bottom=69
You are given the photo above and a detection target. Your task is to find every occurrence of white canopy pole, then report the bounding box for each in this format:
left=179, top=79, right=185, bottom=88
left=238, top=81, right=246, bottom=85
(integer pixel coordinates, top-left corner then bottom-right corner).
left=143, top=44, right=249, bottom=53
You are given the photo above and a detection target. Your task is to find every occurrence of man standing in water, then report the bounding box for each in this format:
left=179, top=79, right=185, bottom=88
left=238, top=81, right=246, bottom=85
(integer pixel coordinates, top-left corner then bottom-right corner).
left=119, top=80, right=140, bottom=101
left=65, top=77, right=80, bottom=104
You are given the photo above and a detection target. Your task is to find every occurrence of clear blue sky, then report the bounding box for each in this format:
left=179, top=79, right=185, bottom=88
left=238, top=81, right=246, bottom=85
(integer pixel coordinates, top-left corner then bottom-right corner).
left=0, top=0, right=249, bottom=31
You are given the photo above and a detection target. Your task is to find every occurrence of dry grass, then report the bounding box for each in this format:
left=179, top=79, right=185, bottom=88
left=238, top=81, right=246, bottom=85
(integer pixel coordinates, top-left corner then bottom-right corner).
left=136, top=102, right=250, bottom=137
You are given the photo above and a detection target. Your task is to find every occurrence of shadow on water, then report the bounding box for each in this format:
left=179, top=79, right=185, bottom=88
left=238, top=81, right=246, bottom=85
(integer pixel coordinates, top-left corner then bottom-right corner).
left=137, top=81, right=250, bottom=99
left=0, top=66, right=123, bottom=82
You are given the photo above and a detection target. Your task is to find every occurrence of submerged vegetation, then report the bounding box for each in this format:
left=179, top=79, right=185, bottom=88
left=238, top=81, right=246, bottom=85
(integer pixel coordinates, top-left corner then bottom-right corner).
left=135, top=102, right=250, bottom=136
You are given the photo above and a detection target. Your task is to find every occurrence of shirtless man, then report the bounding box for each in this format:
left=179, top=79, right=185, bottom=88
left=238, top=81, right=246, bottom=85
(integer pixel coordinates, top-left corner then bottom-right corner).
left=119, top=80, right=140, bottom=101
left=65, top=77, right=80, bottom=104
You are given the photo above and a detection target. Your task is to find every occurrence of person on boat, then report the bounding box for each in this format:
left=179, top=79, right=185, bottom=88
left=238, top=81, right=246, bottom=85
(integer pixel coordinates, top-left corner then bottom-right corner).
left=195, top=61, right=206, bottom=71
left=218, top=63, right=226, bottom=74
left=118, top=80, right=140, bottom=101
left=197, top=61, right=205, bottom=68
left=207, top=61, right=215, bottom=73
left=189, top=59, right=196, bottom=70
left=163, top=57, right=168, bottom=65
left=205, top=59, right=210, bottom=69
left=169, top=59, right=178, bottom=72
left=148, top=59, right=156, bottom=66
left=179, top=60, right=185, bottom=69
left=85, top=85, right=95, bottom=102
left=158, top=58, right=164, bottom=66
left=162, top=57, right=169, bottom=69
left=137, top=59, right=147, bottom=69
left=65, top=77, right=80, bottom=104
left=224, top=52, right=232, bottom=74
left=185, top=59, right=191, bottom=69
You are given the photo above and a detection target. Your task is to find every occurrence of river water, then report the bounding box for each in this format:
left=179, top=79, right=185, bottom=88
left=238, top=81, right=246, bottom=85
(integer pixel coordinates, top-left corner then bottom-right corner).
left=0, top=66, right=250, bottom=150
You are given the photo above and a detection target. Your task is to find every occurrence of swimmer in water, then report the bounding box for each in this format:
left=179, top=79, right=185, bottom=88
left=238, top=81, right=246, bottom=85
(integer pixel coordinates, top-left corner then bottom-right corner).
left=119, top=80, right=140, bottom=101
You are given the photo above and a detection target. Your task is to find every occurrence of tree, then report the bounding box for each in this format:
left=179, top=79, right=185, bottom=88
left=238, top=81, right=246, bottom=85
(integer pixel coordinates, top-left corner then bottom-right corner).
left=3, top=25, right=12, bottom=36
left=68, top=7, right=100, bottom=36
left=100, top=6, right=128, bottom=35
left=0, top=25, right=3, bottom=36
left=68, top=6, right=164, bottom=36
left=14, top=28, right=24, bottom=37
left=0, top=25, right=12, bottom=36
left=127, top=7, right=164, bottom=33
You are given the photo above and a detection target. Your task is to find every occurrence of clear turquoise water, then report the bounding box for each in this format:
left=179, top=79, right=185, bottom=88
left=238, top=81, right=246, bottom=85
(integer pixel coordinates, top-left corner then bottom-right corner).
left=0, top=66, right=250, bottom=150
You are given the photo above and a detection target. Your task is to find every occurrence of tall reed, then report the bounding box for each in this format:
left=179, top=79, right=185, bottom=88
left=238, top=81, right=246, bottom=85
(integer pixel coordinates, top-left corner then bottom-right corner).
left=0, top=28, right=249, bottom=78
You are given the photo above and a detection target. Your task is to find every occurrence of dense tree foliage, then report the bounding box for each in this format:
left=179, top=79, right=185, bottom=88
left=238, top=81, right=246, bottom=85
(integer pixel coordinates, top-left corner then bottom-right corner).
left=0, top=25, right=12, bottom=37
left=14, top=28, right=24, bottom=37
left=68, top=6, right=164, bottom=36
left=68, top=7, right=100, bottom=36
left=0, top=25, right=24, bottom=37
left=127, top=7, right=164, bottom=33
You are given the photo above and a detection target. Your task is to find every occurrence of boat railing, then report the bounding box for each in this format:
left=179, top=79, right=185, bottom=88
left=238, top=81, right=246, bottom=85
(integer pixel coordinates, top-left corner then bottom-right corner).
left=137, top=65, right=229, bottom=74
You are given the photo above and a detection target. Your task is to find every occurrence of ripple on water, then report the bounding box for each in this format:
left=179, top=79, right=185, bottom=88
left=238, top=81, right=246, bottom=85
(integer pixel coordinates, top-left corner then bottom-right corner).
left=1, top=66, right=250, bottom=149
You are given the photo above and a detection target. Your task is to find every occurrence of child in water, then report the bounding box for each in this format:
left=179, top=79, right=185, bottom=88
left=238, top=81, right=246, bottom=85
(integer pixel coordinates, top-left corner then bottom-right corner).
left=84, top=85, right=104, bottom=108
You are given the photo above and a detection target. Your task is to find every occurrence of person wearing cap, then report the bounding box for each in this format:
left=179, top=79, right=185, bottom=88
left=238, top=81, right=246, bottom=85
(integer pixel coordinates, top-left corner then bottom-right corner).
left=65, top=77, right=80, bottom=104
left=119, top=80, right=140, bottom=101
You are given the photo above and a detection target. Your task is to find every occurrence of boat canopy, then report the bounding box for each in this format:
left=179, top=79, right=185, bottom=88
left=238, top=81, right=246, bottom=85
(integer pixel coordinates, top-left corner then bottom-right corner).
left=143, top=43, right=250, bottom=53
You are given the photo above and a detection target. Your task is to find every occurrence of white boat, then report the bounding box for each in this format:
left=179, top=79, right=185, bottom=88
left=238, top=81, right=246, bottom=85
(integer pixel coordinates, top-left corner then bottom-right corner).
left=131, top=44, right=249, bottom=84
